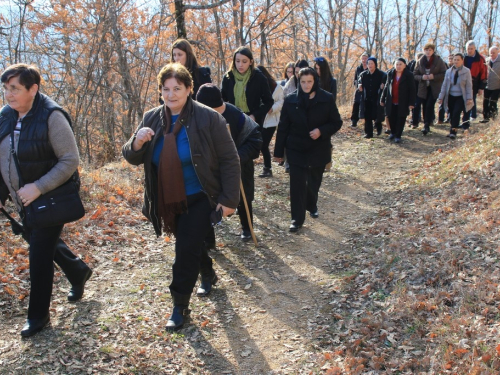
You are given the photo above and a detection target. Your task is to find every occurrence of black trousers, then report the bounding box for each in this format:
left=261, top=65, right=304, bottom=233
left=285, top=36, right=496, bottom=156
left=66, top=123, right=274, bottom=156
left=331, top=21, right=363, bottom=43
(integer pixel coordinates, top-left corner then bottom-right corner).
left=170, top=193, right=213, bottom=296
left=417, top=87, right=437, bottom=126
left=237, top=192, right=253, bottom=232
left=484, top=88, right=500, bottom=120
left=289, top=164, right=325, bottom=226
left=363, top=100, right=382, bottom=136
left=448, top=95, right=470, bottom=132
left=260, top=126, right=276, bottom=169
left=388, top=105, right=406, bottom=138
left=351, top=101, right=361, bottom=124
left=26, top=224, right=90, bottom=319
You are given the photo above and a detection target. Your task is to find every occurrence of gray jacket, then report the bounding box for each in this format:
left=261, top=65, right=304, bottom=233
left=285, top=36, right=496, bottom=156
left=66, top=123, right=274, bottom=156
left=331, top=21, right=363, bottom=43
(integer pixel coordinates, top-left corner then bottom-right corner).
left=438, top=66, right=473, bottom=112
left=486, top=57, right=500, bottom=91
left=122, top=98, right=241, bottom=236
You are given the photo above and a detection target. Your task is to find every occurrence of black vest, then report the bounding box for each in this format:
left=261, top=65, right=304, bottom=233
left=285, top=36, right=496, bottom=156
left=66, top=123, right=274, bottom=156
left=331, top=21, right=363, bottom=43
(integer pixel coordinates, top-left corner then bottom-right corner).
left=0, top=93, right=73, bottom=184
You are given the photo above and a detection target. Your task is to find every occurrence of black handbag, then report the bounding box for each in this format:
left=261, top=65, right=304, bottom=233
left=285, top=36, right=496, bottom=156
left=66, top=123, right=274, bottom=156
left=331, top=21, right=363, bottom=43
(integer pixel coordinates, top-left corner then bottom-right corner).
left=10, top=131, right=85, bottom=229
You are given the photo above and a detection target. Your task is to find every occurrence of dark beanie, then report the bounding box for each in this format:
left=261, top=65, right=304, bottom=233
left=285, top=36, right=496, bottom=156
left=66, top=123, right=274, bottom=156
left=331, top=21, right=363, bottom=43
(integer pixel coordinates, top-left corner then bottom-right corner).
left=397, top=57, right=407, bottom=65
left=196, top=83, right=224, bottom=108
left=367, top=56, right=378, bottom=67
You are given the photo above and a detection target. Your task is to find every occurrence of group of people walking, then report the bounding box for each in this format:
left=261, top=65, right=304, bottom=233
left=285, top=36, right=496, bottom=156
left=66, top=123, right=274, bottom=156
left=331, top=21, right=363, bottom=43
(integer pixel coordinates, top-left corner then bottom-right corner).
left=1, top=37, right=498, bottom=337
left=351, top=41, right=499, bottom=141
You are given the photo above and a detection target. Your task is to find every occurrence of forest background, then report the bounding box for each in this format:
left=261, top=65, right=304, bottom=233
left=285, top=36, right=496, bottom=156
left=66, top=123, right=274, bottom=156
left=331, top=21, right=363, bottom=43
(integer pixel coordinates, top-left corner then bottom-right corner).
left=0, top=0, right=498, bottom=165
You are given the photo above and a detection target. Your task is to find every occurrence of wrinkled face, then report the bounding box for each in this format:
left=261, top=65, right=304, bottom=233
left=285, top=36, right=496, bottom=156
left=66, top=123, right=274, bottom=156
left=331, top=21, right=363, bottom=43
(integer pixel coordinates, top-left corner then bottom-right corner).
left=467, top=44, right=476, bottom=57
left=424, top=48, right=434, bottom=57
left=286, top=67, right=294, bottom=79
left=299, top=74, right=315, bottom=94
left=367, top=60, right=376, bottom=72
left=172, top=48, right=187, bottom=66
left=453, top=55, right=464, bottom=68
left=490, top=48, right=499, bottom=60
left=314, top=63, right=321, bottom=76
left=2, top=76, right=38, bottom=115
left=361, top=55, right=368, bottom=65
left=161, top=77, right=191, bottom=115
left=395, top=60, right=405, bottom=72
left=235, top=53, right=252, bottom=74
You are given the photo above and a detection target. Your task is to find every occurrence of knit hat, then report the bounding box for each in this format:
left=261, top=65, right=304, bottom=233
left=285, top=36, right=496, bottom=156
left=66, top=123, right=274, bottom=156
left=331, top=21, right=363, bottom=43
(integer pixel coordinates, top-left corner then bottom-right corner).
left=196, top=83, right=224, bottom=108
left=396, top=57, right=407, bottom=65
left=367, top=56, right=378, bottom=67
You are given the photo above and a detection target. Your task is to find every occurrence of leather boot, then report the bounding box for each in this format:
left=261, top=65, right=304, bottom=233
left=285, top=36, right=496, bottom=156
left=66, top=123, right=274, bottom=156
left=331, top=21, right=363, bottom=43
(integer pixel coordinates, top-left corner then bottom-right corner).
left=258, top=167, right=272, bottom=178
left=68, top=268, right=93, bottom=302
left=197, top=268, right=218, bottom=297
left=165, top=291, right=191, bottom=332
left=21, top=314, right=50, bottom=337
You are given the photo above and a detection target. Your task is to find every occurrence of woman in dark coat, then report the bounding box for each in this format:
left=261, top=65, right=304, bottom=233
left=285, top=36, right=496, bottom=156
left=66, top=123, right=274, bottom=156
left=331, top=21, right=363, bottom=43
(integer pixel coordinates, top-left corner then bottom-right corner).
left=221, top=46, right=273, bottom=127
left=412, top=43, right=447, bottom=135
left=170, top=39, right=211, bottom=98
left=274, top=68, right=342, bottom=233
left=314, top=56, right=337, bottom=103
left=380, top=58, right=416, bottom=142
left=221, top=46, right=273, bottom=240
left=123, top=64, right=240, bottom=332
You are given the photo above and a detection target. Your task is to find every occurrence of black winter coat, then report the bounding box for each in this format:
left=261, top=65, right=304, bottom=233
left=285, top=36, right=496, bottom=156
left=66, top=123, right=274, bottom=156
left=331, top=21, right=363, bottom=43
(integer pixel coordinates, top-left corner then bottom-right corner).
left=192, top=66, right=212, bottom=98
left=358, top=69, right=387, bottom=122
left=274, top=89, right=342, bottom=168
left=381, top=68, right=416, bottom=118
left=221, top=68, right=274, bottom=126
left=353, top=64, right=367, bottom=103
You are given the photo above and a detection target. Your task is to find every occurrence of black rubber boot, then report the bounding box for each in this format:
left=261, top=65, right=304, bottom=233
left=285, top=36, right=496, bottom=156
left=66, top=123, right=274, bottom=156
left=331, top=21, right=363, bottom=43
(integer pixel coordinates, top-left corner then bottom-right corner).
left=197, top=268, right=218, bottom=297
left=165, top=291, right=191, bottom=332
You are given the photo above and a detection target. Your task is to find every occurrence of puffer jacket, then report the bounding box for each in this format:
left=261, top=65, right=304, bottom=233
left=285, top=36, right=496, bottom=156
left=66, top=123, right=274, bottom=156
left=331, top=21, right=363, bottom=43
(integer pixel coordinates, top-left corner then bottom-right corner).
left=122, top=98, right=241, bottom=236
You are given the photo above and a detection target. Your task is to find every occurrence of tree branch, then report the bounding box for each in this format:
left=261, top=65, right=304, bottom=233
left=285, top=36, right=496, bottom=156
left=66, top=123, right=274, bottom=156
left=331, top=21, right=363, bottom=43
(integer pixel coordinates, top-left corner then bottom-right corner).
left=184, top=0, right=231, bottom=10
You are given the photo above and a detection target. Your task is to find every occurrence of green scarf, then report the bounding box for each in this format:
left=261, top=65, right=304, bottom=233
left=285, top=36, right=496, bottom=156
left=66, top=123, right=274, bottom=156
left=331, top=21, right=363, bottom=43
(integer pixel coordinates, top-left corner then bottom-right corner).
left=232, top=68, right=251, bottom=113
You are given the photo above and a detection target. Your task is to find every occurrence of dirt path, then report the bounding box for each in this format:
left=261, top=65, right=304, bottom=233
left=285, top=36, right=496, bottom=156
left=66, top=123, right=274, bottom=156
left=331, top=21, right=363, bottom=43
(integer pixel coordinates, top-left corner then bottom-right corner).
left=0, top=122, right=455, bottom=374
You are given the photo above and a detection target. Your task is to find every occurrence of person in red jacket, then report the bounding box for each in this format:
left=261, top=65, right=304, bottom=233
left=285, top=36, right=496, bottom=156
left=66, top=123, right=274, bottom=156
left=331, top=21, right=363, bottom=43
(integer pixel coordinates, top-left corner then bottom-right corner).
left=464, top=40, right=487, bottom=121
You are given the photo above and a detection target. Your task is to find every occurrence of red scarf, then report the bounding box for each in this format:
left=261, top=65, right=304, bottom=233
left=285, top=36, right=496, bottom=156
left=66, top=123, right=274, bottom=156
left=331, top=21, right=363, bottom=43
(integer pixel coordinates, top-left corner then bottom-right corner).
left=425, top=55, right=434, bottom=69
left=157, top=104, right=188, bottom=235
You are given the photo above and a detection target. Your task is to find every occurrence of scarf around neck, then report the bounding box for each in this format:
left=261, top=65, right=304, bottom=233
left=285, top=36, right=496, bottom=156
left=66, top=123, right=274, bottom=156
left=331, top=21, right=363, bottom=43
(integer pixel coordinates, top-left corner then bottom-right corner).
left=157, top=103, right=189, bottom=235
left=232, top=68, right=251, bottom=113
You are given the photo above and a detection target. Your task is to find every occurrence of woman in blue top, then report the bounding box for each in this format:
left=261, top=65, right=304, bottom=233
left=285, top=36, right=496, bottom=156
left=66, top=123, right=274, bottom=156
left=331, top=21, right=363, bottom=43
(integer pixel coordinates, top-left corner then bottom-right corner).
left=123, top=63, right=240, bottom=332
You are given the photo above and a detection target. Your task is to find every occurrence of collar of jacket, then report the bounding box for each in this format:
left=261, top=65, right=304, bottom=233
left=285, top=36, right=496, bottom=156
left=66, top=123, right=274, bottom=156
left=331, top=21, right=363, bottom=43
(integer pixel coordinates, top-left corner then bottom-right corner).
left=225, top=68, right=261, bottom=81
left=0, top=92, right=43, bottom=142
left=286, top=88, right=331, bottom=104
left=161, top=96, right=195, bottom=132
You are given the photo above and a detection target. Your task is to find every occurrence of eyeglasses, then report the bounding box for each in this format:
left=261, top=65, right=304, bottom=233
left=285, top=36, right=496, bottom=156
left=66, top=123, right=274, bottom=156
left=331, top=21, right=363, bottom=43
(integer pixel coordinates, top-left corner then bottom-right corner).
left=314, top=57, right=325, bottom=63
left=1, top=86, right=24, bottom=96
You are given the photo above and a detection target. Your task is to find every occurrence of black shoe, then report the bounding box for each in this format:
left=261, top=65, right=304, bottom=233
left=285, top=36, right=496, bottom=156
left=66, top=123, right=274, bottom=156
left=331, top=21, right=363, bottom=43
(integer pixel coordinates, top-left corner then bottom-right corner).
left=241, top=230, right=251, bottom=242
left=363, top=134, right=373, bottom=139
left=278, top=161, right=285, bottom=166
left=350, top=121, right=358, bottom=128
left=421, top=126, right=429, bottom=135
left=388, top=134, right=395, bottom=140
left=21, top=315, right=50, bottom=337
left=449, top=133, right=456, bottom=139
left=289, top=222, right=302, bottom=233
left=197, top=269, right=218, bottom=297
left=165, top=306, right=191, bottom=332
left=385, top=129, right=391, bottom=134
left=285, top=167, right=290, bottom=174
left=376, top=127, right=382, bottom=136
left=394, top=138, right=402, bottom=143
left=309, top=211, right=319, bottom=219
left=68, top=268, right=93, bottom=302
left=258, top=167, right=273, bottom=178
left=480, top=119, right=489, bottom=123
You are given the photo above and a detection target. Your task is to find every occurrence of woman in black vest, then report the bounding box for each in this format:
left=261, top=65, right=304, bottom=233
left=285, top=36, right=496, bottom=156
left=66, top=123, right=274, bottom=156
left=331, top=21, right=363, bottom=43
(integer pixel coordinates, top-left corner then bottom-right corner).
left=0, top=64, right=92, bottom=337
left=274, top=68, right=343, bottom=232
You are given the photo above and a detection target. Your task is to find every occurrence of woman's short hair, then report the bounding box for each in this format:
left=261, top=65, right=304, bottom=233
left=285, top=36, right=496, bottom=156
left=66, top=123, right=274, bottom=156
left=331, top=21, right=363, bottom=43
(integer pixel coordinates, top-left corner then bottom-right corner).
left=158, top=63, right=193, bottom=92
left=1, top=63, right=41, bottom=89
left=423, top=43, right=436, bottom=51
left=171, top=39, right=199, bottom=71
left=229, top=46, right=255, bottom=72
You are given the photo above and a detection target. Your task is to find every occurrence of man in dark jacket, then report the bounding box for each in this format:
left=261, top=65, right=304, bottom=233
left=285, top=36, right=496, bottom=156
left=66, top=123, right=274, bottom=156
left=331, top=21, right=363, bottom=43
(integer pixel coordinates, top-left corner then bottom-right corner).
left=350, top=52, right=368, bottom=127
left=197, top=84, right=262, bottom=244
left=358, top=57, right=386, bottom=138
left=464, top=40, right=488, bottom=120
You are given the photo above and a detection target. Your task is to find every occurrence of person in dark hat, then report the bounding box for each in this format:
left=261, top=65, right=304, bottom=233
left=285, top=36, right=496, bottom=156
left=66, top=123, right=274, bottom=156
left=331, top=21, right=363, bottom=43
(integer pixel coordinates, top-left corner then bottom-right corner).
left=197, top=83, right=262, bottom=247
left=380, top=58, right=416, bottom=143
left=358, top=57, right=387, bottom=138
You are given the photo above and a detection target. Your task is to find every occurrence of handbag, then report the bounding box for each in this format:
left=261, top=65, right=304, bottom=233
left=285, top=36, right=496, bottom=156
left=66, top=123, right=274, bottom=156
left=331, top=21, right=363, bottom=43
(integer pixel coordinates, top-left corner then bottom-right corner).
left=10, top=130, right=85, bottom=229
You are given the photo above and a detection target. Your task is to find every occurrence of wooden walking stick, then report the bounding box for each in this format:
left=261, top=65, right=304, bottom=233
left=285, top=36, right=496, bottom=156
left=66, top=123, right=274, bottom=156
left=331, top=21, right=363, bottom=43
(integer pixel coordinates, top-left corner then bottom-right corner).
left=226, top=125, right=258, bottom=246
